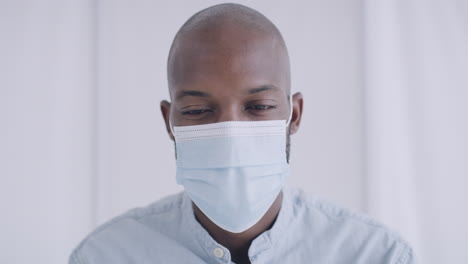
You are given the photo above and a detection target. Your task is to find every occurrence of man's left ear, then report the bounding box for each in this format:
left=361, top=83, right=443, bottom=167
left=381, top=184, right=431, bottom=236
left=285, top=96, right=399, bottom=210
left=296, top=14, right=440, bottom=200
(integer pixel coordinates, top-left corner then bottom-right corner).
left=289, top=92, right=303, bottom=135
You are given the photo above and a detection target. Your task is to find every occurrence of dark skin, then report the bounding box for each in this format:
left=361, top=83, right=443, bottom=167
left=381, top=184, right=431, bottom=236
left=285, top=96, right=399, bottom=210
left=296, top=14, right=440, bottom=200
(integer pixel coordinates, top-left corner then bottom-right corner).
left=160, top=19, right=303, bottom=264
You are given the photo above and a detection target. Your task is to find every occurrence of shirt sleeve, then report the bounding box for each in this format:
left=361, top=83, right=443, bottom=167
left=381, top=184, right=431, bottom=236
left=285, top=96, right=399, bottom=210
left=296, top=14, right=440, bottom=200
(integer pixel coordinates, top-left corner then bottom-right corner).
left=69, top=250, right=85, bottom=264
left=397, top=245, right=416, bottom=264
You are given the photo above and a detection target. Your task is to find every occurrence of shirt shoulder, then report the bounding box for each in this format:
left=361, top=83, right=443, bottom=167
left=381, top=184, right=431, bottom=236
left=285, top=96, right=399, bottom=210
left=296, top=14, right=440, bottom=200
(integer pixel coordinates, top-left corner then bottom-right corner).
left=284, top=187, right=415, bottom=263
left=69, top=192, right=199, bottom=264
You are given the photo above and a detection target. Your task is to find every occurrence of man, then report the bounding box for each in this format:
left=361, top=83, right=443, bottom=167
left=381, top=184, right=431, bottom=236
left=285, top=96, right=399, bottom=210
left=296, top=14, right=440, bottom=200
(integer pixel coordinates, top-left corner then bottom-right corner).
left=70, top=3, right=414, bottom=264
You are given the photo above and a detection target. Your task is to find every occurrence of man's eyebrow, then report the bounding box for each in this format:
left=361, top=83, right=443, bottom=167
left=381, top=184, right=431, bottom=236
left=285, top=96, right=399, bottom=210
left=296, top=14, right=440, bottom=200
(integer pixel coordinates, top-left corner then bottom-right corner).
left=176, top=90, right=211, bottom=99
left=248, top=85, right=279, bottom=94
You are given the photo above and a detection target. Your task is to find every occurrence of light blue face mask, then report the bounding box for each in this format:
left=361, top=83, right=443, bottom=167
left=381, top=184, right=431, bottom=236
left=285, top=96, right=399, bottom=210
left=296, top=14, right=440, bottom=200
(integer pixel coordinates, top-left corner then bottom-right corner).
left=171, top=100, right=292, bottom=233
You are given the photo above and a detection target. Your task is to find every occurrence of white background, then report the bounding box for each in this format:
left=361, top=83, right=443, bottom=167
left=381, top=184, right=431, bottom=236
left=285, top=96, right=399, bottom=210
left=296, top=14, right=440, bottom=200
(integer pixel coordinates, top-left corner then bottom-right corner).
left=1, top=1, right=467, bottom=263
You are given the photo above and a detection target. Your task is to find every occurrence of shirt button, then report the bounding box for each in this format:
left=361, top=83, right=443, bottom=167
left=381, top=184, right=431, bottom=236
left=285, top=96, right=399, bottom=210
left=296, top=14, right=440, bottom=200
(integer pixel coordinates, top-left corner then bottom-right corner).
left=213, top=247, right=224, bottom=258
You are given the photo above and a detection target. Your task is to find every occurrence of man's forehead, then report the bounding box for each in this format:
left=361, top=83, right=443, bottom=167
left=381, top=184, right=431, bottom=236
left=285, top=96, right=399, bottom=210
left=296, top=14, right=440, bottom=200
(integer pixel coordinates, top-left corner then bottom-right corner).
left=170, top=36, right=287, bottom=88
left=172, top=25, right=280, bottom=59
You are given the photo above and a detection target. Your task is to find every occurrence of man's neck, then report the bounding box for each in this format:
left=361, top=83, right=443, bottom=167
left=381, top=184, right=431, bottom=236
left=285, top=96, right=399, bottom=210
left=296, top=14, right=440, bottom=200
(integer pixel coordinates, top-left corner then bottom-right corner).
left=192, top=192, right=283, bottom=264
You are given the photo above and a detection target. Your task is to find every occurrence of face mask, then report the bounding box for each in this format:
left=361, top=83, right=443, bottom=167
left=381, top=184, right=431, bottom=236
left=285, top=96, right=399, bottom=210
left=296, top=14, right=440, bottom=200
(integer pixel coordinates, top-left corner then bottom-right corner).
left=170, top=101, right=292, bottom=233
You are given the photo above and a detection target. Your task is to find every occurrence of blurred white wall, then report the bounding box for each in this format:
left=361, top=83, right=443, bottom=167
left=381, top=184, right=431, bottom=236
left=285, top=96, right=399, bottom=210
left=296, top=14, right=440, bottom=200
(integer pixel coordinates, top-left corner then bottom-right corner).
left=364, top=1, right=468, bottom=262
left=1, top=1, right=95, bottom=263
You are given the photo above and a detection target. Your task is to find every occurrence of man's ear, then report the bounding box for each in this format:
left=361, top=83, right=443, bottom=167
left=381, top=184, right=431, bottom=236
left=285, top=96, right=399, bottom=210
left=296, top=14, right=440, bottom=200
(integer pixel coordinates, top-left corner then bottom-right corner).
left=160, top=100, right=174, bottom=141
left=289, top=92, right=304, bottom=135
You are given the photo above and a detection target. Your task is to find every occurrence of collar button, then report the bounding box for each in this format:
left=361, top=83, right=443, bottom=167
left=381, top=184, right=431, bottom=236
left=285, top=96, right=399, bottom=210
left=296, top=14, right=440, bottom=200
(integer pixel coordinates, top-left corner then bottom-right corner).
left=213, top=247, right=224, bottom=258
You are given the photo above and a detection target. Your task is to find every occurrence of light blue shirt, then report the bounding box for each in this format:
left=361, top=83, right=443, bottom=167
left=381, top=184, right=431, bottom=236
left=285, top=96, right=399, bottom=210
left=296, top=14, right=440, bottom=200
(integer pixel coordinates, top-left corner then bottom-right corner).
left=70, top=187, right=415, bottom=263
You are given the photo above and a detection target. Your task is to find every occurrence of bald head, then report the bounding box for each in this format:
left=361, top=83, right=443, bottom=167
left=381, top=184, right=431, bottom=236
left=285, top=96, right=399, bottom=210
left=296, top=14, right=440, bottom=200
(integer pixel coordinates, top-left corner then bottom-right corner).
left=167, top=3, right=290, bottom=96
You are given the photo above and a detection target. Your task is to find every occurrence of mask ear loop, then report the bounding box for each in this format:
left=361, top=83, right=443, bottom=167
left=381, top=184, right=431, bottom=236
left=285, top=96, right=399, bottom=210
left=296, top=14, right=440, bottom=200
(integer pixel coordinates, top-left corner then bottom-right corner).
left=169, top=117, right=178, bottom=160
left=169, top=118, right=175, bottom=138
left=285, top=94, right=294, bottom=127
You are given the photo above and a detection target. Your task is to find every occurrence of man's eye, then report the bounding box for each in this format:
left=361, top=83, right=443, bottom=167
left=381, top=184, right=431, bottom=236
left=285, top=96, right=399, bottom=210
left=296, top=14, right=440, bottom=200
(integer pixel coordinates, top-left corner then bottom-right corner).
left=181, top=109, right=211, bottom=115
left=247, top=105, right=276, bottom=111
